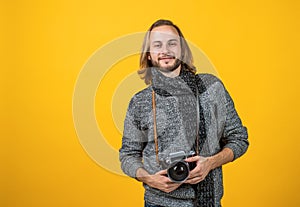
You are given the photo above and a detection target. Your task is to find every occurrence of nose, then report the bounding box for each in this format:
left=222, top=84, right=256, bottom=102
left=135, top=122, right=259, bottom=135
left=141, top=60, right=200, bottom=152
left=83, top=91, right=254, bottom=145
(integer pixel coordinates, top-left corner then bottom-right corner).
left=161, top=44, right=170, bottom=54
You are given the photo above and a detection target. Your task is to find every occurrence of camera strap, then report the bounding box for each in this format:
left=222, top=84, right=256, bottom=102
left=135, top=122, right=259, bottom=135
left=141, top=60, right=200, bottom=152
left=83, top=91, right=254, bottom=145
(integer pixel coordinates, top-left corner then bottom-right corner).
left=151, top=86, right=200, bottom=164
left=151, top=89, right=160, bottom=164
left=195, top=87, right=200, bottom=155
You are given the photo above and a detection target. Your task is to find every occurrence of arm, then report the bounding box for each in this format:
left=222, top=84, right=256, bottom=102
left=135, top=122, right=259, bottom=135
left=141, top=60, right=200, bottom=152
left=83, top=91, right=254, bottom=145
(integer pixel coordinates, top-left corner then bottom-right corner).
left=186, top=84, right=248, bottom=184
left=136, top=168, right=182, bottom=193
left=119, top=97, right=146, bottom=178
left=185, top=148, right=234, bottom=184
left=208, top=147, right=234, bottom=169
left=120, top=132, right=182, bottom=193
left=119, top=94, right=182, bottom=193
left=221, top=89, right=249, bottom=160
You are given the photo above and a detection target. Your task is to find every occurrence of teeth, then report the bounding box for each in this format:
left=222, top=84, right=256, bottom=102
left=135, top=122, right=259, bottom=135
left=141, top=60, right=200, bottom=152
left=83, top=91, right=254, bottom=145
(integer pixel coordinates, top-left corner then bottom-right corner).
left=160, top=57, right=174, bottom=60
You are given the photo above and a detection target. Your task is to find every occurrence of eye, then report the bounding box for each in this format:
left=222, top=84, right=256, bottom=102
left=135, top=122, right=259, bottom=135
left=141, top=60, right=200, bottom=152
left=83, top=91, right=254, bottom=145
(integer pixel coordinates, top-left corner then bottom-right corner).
left=168, top=40, right=178, bottom=47
left=153, top=42, right=162, bottom=48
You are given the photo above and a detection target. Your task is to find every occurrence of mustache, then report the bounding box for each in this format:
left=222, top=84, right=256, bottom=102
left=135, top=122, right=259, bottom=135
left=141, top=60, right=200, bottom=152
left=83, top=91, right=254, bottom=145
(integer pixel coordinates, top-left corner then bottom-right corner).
left=158, top=55, right=176, bottom=60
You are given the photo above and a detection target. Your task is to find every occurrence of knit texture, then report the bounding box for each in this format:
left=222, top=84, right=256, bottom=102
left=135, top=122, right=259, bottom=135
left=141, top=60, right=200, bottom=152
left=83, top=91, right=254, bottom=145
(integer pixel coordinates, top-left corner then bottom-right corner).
left=119, top=67, right=249, bottom=207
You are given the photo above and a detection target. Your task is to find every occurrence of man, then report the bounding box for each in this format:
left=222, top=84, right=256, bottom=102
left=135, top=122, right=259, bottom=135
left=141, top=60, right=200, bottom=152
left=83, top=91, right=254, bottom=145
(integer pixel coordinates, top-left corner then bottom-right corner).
left=119, top=19, right=249, bottom=207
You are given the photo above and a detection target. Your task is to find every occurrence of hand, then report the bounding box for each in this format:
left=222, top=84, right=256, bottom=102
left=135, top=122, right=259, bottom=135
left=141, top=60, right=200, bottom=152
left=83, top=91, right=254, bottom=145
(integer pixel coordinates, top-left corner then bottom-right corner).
left=184, top=155, right=212, bottom=184
left=136, top=168, right=181, bottom=193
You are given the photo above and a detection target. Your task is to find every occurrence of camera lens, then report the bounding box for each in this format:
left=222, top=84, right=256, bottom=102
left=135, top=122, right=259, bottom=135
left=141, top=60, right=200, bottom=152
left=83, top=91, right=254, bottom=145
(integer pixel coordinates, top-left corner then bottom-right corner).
left=167, top=161, right=189, bottom=182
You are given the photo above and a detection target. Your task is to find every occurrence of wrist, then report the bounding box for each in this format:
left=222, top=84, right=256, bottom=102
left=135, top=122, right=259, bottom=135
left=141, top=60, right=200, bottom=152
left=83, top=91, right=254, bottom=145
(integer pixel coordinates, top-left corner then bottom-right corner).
left=206, top=156, right=217, bottom=170
left=136, top=168, right=150, bottom=183
left=206, top=148, right=234, bottom=170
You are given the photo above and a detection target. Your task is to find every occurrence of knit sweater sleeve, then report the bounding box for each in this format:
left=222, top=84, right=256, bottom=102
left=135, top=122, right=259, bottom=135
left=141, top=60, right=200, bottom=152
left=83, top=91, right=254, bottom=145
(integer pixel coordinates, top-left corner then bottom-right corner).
left=221, top=88, right=249, bottom=161
left=119, top=93, right=148, bottom=178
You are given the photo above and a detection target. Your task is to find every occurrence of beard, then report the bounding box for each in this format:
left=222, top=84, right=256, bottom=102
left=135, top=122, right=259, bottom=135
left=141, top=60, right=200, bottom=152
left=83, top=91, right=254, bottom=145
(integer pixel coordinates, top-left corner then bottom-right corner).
left=150, top=57, right=182, bottom=73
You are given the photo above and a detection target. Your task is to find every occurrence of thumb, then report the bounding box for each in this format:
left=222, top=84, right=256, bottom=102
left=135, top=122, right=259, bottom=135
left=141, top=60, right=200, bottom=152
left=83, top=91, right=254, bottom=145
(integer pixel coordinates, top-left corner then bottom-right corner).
left=156, top=169, right=168, bottom=175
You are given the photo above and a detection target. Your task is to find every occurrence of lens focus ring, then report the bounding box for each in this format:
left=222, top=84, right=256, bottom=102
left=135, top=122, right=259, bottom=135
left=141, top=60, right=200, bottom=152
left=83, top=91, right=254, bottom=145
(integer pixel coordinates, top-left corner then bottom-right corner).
left=167, top=161, right=189, bottom=182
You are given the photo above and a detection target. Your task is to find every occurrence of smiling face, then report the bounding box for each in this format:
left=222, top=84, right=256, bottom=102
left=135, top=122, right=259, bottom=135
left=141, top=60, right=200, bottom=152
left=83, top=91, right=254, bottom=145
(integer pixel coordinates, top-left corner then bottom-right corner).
left=148, top=25, right=182, bottom=77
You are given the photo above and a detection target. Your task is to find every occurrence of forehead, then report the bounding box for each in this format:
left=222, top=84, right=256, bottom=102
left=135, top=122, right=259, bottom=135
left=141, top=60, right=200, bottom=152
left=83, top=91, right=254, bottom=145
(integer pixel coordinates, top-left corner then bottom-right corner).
left=149, top=25, right=180, bottom=41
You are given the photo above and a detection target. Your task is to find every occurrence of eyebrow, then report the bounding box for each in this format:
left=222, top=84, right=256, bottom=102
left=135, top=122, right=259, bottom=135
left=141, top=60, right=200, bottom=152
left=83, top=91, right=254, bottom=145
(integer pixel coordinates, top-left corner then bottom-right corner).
left=151, top=39, right=179, bottom=44
left=152, top=40, right=162, bottom=44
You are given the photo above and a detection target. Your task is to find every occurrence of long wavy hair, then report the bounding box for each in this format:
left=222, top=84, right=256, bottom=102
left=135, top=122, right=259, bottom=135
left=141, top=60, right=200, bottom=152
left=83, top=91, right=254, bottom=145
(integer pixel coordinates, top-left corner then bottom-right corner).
left=138, top=19, right=196, bottom=85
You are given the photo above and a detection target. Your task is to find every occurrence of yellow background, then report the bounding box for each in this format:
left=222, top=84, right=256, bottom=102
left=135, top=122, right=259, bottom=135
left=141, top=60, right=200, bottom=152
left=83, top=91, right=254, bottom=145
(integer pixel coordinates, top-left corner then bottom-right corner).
left=1, top=0, right=300, bottom=207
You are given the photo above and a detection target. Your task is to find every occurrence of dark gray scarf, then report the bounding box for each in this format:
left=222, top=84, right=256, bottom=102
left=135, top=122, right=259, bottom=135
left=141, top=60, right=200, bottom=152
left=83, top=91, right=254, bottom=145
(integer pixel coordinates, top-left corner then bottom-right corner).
left=151, top=67, right=216, bottom=207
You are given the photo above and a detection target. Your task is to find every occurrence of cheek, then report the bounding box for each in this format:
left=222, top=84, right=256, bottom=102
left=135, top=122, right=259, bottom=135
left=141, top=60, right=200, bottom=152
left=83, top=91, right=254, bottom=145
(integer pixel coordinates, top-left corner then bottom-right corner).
left=149, top=52, right=158, bottom=60
left=174, top=48, right=181, bottom=56
left=166, top=47, right=181, bottom=57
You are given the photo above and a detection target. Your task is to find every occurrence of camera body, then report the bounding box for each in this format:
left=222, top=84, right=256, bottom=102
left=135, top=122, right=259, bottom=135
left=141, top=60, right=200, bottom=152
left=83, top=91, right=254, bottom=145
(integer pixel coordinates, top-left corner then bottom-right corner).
left=161, top=150, right=196, bottom=183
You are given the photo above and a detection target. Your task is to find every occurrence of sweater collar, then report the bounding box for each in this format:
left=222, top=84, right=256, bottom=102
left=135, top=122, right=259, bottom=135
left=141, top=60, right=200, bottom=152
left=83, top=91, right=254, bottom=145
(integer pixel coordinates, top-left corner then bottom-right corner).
left=151, top=67, right=197, bottom=97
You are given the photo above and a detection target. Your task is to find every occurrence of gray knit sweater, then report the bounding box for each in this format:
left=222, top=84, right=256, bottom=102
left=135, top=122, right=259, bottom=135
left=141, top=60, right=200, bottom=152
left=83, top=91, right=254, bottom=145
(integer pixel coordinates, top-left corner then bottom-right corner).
left=119, top=68, right=249, bottom=207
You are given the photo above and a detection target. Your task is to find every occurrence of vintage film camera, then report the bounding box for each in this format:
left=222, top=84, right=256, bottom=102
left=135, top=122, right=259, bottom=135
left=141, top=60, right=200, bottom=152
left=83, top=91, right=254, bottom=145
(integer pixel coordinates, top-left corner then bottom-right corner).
left=161, top=150, right=196, bottom=183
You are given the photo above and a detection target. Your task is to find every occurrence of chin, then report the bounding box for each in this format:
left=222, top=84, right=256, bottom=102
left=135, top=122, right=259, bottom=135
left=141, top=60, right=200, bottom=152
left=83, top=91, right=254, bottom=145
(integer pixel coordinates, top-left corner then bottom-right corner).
left=158, top=65, right=179, bottom=73
left=152, top=59, right=181, bottom=72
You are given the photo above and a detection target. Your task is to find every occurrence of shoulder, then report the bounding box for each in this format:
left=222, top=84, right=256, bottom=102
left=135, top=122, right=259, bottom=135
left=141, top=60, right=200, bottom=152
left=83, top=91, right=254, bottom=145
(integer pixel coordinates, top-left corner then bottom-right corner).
left=130, top=86, right=152, bottom=102
left=127, top=86, right=152, bottom=112
left=196, top=73, right=225, bottom=94
left=196, top=73, right=222, bottom=86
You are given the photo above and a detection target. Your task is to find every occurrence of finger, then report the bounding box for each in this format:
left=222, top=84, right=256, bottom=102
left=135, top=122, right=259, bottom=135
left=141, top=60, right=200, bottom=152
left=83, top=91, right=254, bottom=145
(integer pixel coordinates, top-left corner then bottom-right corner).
left=167, top=182, right=181, bottom=187
left=185, top=176, right=202, bottom=184
left=188, top=165, right=201, bottom=177
left=156, top=169, right=168, bottom=175
left=164, top=183, right=182, bottom=192
left=169, top=186, right=181, bottom=192
left=185, top=155, right=200, bottom=162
